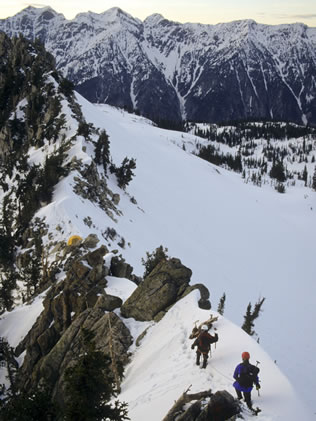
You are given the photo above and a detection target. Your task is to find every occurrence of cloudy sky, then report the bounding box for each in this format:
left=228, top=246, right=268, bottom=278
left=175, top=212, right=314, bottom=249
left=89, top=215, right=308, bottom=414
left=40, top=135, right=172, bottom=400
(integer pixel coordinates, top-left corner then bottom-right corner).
left=0, top=0, right=316, bottom=26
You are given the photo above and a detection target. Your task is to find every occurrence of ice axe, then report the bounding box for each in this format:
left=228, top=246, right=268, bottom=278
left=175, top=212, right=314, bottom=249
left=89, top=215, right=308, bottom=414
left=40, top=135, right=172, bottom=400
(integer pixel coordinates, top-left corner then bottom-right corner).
left=256, top=360, right=261, bottom=396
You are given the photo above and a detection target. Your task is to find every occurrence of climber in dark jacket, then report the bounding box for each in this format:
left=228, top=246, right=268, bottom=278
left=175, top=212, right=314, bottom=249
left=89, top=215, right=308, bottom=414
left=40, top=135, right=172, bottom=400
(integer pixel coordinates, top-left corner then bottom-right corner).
left=233, top=352, right=260, bottom=410
left=191, top=325, right=218, bottom=368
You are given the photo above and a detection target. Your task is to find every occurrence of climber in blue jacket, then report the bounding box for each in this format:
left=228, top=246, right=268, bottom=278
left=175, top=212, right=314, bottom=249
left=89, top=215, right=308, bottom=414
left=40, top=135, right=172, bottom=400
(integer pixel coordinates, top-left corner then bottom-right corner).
left=233, top=351, right=260, bottom=411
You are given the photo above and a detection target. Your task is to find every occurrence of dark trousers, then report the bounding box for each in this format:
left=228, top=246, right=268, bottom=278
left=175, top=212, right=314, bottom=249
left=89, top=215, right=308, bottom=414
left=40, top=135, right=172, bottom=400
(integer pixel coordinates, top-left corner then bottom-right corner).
left=235, top=389, right=252, bottom=409
left=196, top=350, right=209, bottom=368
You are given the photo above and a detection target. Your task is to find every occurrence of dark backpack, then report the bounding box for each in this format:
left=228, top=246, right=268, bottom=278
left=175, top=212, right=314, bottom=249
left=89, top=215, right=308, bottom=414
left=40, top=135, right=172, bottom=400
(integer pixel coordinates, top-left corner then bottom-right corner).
left=198, top=332, right=218, bottom=351
left=199, top=333, right=210, bottom=350
left=238, top=364, right=260, bottom=388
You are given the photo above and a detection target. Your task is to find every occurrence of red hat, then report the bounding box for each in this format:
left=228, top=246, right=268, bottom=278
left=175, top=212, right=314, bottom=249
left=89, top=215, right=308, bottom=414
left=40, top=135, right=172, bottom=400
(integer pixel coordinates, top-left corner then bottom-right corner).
left=242, top=351, right=250, bottom=360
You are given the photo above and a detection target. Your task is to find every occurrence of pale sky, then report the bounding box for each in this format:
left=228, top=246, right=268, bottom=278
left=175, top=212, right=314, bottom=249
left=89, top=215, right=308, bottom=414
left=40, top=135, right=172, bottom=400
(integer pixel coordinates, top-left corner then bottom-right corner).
left=0, top=0, right=316, bottom=27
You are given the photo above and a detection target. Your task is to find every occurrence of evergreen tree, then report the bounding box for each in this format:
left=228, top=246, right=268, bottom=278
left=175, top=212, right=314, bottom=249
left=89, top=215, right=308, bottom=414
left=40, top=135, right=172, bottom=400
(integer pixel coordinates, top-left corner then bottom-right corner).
left=58, top=77, right=74, bottom=98
left=20, top=234, right=43, bottom=299
left=94, top=130, right=110, bottom=173
left=217, top=293, right=226, bottom=315
left=141, top=245, right=169, bottom=277
left=251, top=298, right=265, bottom=321
left=77, top=121, right=94, bottom=140
left=275, top=182, right=286, bottom=193
left=241, top=298, right=265, bottom=336
left=0, top=271, right=17, bottom=313
left=63, top=329, right=129, bottom=421
left=241, top=303, right=254, bottom=335
left=0, top=194, right=15, bottom=266
left=269, top=160, right=286, bottom=182
left=302, top=165, right=308, bottom=186
left=312, top=166, right=316, bottom=191
left=38, top=148, right=69, bottom=204
left=115, top=157, right=136, bottom=190
left=0, top=338, right=57, bottom=420
left=0, top=387, right=57, bottom=421
left=0, top=338, right=19, bottom=397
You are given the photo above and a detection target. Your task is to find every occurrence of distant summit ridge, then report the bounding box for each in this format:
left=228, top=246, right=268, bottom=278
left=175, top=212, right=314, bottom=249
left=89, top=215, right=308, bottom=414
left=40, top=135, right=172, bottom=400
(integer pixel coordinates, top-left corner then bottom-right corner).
left=1, top=6, right=316, bottom=125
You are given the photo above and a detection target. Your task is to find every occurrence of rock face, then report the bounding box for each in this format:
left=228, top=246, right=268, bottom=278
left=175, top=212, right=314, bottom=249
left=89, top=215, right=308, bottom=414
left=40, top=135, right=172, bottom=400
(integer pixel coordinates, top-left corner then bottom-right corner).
left=32, top=309, right=131, bottom=407
left=11, top=233, right=213, bottom=413
left=177, top=390, right=239, bottom=421
left=1, top=7, right=316, bottom=125
left=0, top=31, right=59, bottom=161
left=15, top=242, right=132, bottom=407
left=121, top=257, right=200, bottom=321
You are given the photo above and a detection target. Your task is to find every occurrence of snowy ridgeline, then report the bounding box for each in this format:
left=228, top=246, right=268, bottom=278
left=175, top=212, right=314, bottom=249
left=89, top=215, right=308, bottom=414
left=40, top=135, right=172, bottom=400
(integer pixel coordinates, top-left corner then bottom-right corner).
left=0, top=89, right=315, bottom=418
left=0, top=276, right=312, bottom=421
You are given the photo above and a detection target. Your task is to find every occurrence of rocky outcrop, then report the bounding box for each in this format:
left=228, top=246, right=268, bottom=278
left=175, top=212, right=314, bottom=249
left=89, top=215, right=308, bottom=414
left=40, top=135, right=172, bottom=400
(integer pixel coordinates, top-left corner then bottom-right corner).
left=110, top=255, right=134, bottom=279
left=184, top=283, right=211, bottom=310
left=178, top=390, right=239, bottom=421
left=0, top=31, right=62, bottom=155
left=15, top=239, right=132, bottom=405
left=120, top=257, right=210, bottom=321
left=162, top=389, right=239, bottom=421
left=12, top=231, right=213, bottom=413
left=31, top=308, right=132, bottom=407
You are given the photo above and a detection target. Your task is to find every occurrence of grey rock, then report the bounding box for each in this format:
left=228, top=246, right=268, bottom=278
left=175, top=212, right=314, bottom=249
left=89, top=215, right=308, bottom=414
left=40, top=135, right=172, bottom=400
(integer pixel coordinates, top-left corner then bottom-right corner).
left=95, top=293, right=123, bottom=311
left=120, top=257, right=192, bottom=321
left=83, top=233, right=100, bottom=248
left=110, top=255, right=134, bottom=279
left=184, top=283, right=211, bottom=310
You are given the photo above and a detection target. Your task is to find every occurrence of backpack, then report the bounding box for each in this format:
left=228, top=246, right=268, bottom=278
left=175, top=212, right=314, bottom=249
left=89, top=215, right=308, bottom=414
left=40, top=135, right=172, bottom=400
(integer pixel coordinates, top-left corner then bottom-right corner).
left=238, top=364, right=260, bottom=388
left=198, top=332, right=218, bottom=351
left=199, top=333, right=210, bottom=349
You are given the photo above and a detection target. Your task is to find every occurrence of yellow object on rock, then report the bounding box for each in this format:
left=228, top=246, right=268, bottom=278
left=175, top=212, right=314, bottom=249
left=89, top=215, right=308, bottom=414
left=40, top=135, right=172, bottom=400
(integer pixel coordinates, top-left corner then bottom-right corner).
left=67, top=235, right=83, bottom=246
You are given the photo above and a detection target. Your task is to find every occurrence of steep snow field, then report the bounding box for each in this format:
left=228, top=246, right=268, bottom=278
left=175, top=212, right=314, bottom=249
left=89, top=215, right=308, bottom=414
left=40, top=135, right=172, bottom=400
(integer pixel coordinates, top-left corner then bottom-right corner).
left=1, top=92, right=315, bottom=418
left=79, top=97, right=316, bottom=415
left=117, top=289, right=311, bottom=421
left=0, top=279, right=312, bottom=420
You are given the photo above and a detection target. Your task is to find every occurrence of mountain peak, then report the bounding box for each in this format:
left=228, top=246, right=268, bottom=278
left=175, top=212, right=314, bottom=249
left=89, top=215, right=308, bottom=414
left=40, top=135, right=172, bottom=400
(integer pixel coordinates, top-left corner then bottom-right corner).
left=144, top=13, right=166, bottom=25
left=3, top=5, right=64, bottom=22
left=102, top=7, right=137, bottom=20
left=20, top=5, right=58, bottom=17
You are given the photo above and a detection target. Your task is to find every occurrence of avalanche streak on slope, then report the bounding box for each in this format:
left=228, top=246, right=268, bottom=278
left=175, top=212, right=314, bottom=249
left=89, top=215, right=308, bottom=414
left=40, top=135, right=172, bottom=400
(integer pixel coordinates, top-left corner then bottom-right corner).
left=38, top=95, right=315, bottom=415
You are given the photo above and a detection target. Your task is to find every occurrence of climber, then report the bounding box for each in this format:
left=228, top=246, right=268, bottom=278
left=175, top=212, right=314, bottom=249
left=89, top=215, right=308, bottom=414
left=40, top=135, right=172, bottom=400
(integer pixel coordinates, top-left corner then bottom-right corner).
left=233, top=352, right=260, bottom=412
left=191, top=325, right=218, bottom=368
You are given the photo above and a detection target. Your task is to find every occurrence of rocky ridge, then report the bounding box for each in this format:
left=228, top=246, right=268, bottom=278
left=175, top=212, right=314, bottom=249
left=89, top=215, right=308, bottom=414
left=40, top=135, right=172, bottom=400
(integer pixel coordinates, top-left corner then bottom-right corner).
left=13, top=235, right=212, bottom=413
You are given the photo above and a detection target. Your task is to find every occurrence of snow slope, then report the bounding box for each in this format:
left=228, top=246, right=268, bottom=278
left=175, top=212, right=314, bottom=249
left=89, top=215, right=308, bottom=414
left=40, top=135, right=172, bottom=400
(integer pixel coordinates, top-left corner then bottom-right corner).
left=1, top=93, right=315, bottom=418
left=84, top=98, right=316, bottom=417
left=0, top=278, right=312, bottom=420
left=117, top=289, right=311, bottom=421
left=49, top=95, right=316, bottom=414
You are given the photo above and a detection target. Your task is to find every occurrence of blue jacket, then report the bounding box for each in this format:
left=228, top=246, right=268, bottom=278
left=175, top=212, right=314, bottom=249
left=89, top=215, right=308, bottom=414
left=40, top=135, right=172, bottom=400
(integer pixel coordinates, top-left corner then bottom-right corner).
left=233, top=361, right=260, bottom=393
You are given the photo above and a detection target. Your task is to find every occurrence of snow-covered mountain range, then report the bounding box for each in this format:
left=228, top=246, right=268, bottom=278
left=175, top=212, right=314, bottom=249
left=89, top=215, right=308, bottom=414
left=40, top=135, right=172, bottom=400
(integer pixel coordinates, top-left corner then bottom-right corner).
left=1, top=6, right=316, bottom=125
